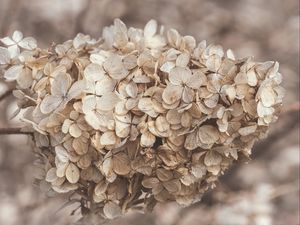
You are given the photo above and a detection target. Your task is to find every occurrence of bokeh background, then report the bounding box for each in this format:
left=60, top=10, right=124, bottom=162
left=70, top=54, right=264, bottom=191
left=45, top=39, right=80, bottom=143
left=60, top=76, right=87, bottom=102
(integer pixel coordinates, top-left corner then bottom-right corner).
left=0, top=0, right=299, bottom=224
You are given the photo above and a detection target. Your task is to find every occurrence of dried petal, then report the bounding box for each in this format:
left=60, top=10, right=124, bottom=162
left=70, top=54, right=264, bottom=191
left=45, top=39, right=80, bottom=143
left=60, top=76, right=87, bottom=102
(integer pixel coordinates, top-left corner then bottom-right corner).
left=66, top=163, right=80, bottom=184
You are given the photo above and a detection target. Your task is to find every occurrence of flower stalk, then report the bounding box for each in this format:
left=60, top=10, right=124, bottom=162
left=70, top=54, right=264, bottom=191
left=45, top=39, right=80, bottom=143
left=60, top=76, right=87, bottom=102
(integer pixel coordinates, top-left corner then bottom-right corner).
left=0, top=127, right=33, bottom=135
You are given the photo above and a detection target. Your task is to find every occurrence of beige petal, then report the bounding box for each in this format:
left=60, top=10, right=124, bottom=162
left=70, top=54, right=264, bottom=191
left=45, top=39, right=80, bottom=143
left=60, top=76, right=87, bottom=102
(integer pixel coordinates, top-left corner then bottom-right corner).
left=181, top=111, right=192, bottom=128
left=123, top=54, right=137, bottom=70
left=167, top=29, right=181, bottom=47
left=125, top=98, right=139, bottom=110
left=4, top=65, right=23, bottom=81
left=162, top=100, right=180, bottom=110
left=166, top=109, right=181, bottom=125
left=113, top=19, right=128, bottom=48
left=0, top=47, right=10, bottom=64
left=18, top=37, right=37, bottom=50
left=12, top=30, right=23, bottom=42
left=95, top=76, right=116, bottom=96
left=198, top=125, right=219, bottom=145
left=140, top=131, right=156, bottom=147
left=206, top=55, right=221, bottom=72
left=155, top=116, right=170, bottom=133
left=183, top=35, right=196, bottom=51
left=100, top=131, right=117, bottom=145
left=191, top=164, right=206, bottom=179
left=144, top=19, right=157, bottom=38
left=184, top=132, right=198, bottom=150
left=204, top=151, right=222, bottom=166
left=163, top=179, right=181, bottom=193
left=112, top=152, right=131, bottom=175
left=56, top=161, right=69, bottom=178
left=182, top=86, right=194, bottom=103
left=162, top=85, right=182, bottom=105
left=242, top=99, right=257, bottom=117
left=260, top=86, right=276, bottom=107
left=84, top=63, right=106, bottom=81
left=97, top=93, right=120, bottom=111
left=138, top=98, right=155, bottom=114
left=40, top=95, right=62, bottom=114
left=103, top=54, right=129, bottom=80
left=103, top=201, right=122, bottom=219
left=186, top=70, right=206, bottom=89
left=102, top=156, right=114, bottom=179
left=66, top=163, right=80, bottom=184
left=115, top=112, right=131, bottom=124
left=55, top=145, right=70, bottom=163
left=204, top=94, right=219, bottom=108
left=94, top=180, right=108, bottom=196
left=45, top=168, right=58, bottom=183
left=132, top=74, right=151, bottom=83
left=234, top=72, right=248, bottom=84
left=156, top=168, right=173, bottom=181
left=52, top=183, right=78, bottom=193
left=69, top=123, right=82, bottom=138
left=115, top=120, right=131, bottom=138
left=67, top=80, right=86, bottom=100
left=82, top=95, right=97, bottom=114
left=142, top=177, right=160, bottom=188
left=176, top=53, right=190, bottom=67
left=188, top=103, right=203, bottom=118
left=221, top=85, right=236, bottom=103
left=238, top=125, right=257, bottom=136
left=17, top=67, right=33, bottom=89
left=77, top=154, right=92, bottom=169
left=125, top=81, right=138, bottom=98
left=257, top=102, right=274, bottom=117
left=247, top=69, right=258, bottom=86
left=51, top=72, right=71, bottom=96
left=0, top=36, right=15, bottom=45
left=169, top=67, right=191, bottom=85
left=72, top=138, right=89, bottom=155
left=160, top=61, right=175, bottom=73
left=90, top=53, right=106, bottom=66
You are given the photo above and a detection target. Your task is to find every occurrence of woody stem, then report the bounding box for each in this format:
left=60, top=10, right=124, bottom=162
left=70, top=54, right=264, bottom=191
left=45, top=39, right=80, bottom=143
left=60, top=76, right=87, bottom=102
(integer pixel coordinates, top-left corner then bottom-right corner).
left=0, top=127, right=33, bottom=135
left=0, top=89, right=13, bottom=102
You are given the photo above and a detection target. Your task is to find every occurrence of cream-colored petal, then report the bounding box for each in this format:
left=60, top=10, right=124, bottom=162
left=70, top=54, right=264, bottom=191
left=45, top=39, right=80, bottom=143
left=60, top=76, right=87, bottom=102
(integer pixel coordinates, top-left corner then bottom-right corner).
left=162, top=84, right=182, bottom=105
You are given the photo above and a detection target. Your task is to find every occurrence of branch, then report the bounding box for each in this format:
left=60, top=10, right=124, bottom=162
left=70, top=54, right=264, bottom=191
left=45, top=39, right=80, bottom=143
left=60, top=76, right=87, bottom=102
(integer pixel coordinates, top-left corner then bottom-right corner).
left=0, top=89, right=13, bottom=102
left=282, top=101, right=300, bottom=114
left=0, top=127, right=33, bottom=135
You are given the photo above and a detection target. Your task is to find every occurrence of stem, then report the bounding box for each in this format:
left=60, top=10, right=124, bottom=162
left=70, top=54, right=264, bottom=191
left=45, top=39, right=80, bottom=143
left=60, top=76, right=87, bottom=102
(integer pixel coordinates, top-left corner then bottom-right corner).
left=0, top=89, right=13, bottom=102
left=0, top=127, right=33, bottom=135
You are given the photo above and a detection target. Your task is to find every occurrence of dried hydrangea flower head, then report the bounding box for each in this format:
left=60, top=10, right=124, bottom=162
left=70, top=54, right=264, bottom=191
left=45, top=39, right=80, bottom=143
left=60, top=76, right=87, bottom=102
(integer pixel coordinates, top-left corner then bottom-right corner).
left=0, top=19, right=284, bottom=220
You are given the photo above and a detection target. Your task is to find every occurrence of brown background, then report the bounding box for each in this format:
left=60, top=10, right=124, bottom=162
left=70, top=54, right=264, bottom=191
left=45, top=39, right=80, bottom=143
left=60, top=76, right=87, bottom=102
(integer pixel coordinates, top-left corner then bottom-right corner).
left=0, top=0, right=299, bottom=224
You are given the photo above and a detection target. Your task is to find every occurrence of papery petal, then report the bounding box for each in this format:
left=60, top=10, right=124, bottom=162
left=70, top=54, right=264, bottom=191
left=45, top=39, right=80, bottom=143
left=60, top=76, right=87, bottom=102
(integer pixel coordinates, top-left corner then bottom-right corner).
left=97, top=92, right=120, bottom=111
left=18, top=37, right=37, bottom=50
left=8, top=45, right=20, bottom=58
left=12, top=31, right=23, bottom=42
left=169, top=67, right=191, bottom=85
left=40, top=95, right=63, bottom=114
left=0, top=47, right=10, bottom=64
left=162, top=84, right=182, bottom=105
left=51, top=72, right=71, bottom=96
left=144, top=19, right=157, bottom=38
left=0, top=37, right=15, bottom=46
left=95, top=76, right=116, bottom=96
left=67, top=80, right=86, bottom=100
left=4, top=65, right=23, bottom=81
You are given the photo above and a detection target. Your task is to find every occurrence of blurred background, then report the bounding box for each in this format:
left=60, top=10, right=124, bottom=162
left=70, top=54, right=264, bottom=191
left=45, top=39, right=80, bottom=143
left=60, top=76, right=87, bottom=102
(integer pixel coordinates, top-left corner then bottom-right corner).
left=0, top=0, right=299, bottom=224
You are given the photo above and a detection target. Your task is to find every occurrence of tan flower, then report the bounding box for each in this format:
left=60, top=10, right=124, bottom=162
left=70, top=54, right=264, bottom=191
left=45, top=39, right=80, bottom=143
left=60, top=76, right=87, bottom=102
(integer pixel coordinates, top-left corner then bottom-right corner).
left=0, top=19, right=284, bottom=220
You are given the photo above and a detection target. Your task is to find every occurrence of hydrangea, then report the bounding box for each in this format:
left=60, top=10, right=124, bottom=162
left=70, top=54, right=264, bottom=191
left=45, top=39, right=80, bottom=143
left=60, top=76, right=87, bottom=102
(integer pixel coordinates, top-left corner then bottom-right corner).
left=0, top=19, right=284, bottom=220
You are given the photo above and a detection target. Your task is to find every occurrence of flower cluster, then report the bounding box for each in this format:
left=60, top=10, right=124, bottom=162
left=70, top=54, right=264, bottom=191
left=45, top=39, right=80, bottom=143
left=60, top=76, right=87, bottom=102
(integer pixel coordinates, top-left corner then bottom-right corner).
left=0, top=19, right=284, bottom=219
